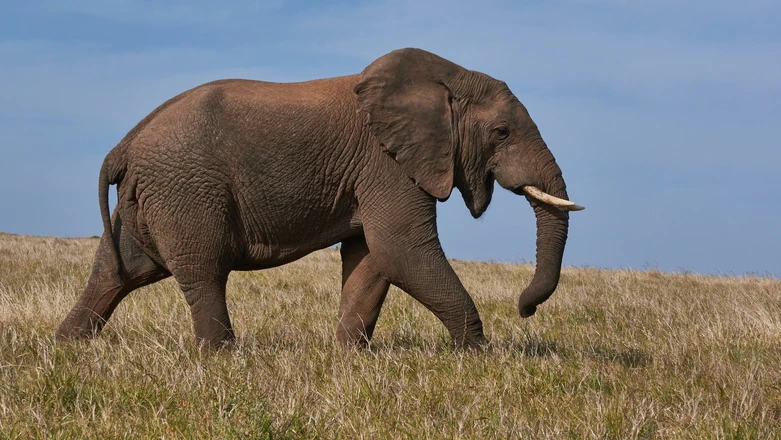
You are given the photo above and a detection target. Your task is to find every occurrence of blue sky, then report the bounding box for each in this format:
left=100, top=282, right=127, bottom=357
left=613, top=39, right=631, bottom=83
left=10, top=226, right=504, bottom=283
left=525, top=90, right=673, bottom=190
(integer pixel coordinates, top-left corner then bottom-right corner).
left=1, top=1, right=779, bottom=276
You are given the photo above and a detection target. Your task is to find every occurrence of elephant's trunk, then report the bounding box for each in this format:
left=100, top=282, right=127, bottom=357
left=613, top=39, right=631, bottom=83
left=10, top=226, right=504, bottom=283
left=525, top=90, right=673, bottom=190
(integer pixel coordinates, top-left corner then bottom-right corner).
left=517, top=161, right=570, bottom=317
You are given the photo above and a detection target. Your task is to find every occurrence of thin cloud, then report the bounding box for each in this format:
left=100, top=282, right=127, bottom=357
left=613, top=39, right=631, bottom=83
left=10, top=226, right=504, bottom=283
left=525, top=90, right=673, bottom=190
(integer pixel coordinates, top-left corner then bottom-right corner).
left=0, top=40, right=291, bottom=127
left=295, top=1, right=781, bottom=95
left=32, top=0, right=289, bottom=27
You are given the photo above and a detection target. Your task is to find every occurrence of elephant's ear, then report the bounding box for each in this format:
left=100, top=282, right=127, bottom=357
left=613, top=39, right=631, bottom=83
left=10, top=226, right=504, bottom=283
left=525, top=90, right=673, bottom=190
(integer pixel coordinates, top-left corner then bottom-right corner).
left=354, top=48, right=461, bottom=200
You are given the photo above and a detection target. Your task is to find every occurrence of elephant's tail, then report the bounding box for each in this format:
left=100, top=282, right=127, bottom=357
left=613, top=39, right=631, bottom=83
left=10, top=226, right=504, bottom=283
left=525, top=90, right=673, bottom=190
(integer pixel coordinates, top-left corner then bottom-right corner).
left=99, top=146, right=127, bottom=279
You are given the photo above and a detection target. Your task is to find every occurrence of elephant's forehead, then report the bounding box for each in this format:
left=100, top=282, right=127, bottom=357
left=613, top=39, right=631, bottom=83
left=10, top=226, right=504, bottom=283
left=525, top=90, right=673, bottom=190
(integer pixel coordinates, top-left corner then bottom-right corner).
left=471, top=95, right=529, bottom=123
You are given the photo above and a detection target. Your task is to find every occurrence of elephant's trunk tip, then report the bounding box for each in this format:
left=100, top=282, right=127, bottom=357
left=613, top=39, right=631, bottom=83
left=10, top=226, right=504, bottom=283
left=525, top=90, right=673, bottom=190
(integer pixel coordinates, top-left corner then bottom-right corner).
left=519, top=304, right=537, bottom=318
left=517, top=276, right=559, bottom=319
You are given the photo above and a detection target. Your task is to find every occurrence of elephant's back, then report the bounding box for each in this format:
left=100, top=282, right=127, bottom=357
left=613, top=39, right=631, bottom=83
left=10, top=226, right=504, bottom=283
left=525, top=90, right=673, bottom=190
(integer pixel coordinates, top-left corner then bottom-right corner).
left=121, top=75, right=362, bottom=158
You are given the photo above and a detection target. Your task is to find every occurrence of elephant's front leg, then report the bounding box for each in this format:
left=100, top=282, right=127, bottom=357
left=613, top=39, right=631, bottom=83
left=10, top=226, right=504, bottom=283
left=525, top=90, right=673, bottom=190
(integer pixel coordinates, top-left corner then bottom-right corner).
left=336, top=236, right=391, bottom=348
left=362, top=202, right=486, bottom=348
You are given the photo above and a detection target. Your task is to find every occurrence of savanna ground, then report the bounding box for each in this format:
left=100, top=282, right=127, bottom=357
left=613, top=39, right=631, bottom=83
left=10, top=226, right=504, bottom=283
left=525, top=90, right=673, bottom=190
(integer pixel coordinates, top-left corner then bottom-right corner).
left=0, top=232, right=779, bottom=439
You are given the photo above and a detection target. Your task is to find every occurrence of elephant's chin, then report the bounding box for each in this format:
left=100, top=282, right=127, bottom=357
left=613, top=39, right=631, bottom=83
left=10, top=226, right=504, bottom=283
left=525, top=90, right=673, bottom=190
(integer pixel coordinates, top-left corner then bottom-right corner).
left=459, top=175, right=494, bottom=219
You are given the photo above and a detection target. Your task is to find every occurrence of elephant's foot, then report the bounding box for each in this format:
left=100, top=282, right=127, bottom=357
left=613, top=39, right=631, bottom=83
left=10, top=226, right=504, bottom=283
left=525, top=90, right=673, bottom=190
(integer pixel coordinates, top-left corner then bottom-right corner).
left=55, top=312, right=105, bottom=341
left=451, top=334, right=488, bottom=351
left=445, top=317, right=487, bottom=350
left=335, top=320, right=373, bottom=349
left=193, top=326, right=236, bottom=351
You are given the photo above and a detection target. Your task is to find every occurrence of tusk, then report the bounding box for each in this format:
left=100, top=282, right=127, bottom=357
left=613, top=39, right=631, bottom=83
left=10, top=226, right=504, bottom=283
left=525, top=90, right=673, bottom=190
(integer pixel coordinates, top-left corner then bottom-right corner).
left=522, top=185, right=585, bottom=211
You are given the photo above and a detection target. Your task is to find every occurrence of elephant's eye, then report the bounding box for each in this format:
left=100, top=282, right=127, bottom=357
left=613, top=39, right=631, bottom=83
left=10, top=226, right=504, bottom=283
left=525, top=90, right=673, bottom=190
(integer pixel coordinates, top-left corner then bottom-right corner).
left=494, top=127, right=510, bottom=140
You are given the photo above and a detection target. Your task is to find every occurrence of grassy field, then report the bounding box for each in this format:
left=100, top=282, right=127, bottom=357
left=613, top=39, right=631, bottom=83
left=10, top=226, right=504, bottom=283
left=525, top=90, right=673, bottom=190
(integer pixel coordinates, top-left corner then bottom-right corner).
left=0, top=232, right=779, bottom=439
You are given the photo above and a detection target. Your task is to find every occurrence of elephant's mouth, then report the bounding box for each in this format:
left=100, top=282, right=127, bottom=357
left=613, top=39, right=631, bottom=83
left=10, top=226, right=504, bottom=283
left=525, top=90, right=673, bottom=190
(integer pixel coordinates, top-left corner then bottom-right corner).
left=513, top=185, right=584, bottom=211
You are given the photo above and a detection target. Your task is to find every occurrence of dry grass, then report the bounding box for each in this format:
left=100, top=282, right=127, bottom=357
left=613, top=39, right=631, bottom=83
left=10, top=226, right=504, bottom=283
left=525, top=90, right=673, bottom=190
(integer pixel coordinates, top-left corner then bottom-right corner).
left=1, top=232, right=780, bottom=439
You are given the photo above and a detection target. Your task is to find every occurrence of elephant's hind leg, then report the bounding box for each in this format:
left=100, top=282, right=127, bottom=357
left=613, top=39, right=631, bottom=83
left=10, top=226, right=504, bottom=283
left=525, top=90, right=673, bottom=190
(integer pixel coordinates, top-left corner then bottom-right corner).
left=174, top=271, right=234, bottom=349
left=336, top=236, right=391, bottom=348
left=56, top=217, right=170, bottom=340
left=159, top=231, right=235, bottom=348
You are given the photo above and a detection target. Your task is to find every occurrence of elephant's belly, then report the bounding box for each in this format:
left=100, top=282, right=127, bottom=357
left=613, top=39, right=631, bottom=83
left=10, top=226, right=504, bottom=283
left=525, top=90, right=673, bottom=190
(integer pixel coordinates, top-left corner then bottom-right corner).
left=234, top=217, right=363, bottom=270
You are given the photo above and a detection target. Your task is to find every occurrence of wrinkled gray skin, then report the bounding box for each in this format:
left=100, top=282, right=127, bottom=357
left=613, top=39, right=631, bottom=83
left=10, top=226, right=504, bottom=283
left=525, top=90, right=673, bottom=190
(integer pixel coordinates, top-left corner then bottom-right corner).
left=57, top=48, right=573, bottom=349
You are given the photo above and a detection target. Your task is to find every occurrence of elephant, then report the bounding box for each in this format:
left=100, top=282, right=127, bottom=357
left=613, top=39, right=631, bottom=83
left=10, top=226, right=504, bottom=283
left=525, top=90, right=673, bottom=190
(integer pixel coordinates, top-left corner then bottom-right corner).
left=56, top=48, right=583, bottom=349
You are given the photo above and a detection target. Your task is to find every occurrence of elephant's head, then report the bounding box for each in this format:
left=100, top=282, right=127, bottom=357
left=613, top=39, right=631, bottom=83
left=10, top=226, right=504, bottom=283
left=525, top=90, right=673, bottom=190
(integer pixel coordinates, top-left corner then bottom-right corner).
left=355, top=48, right=583, bottom=318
